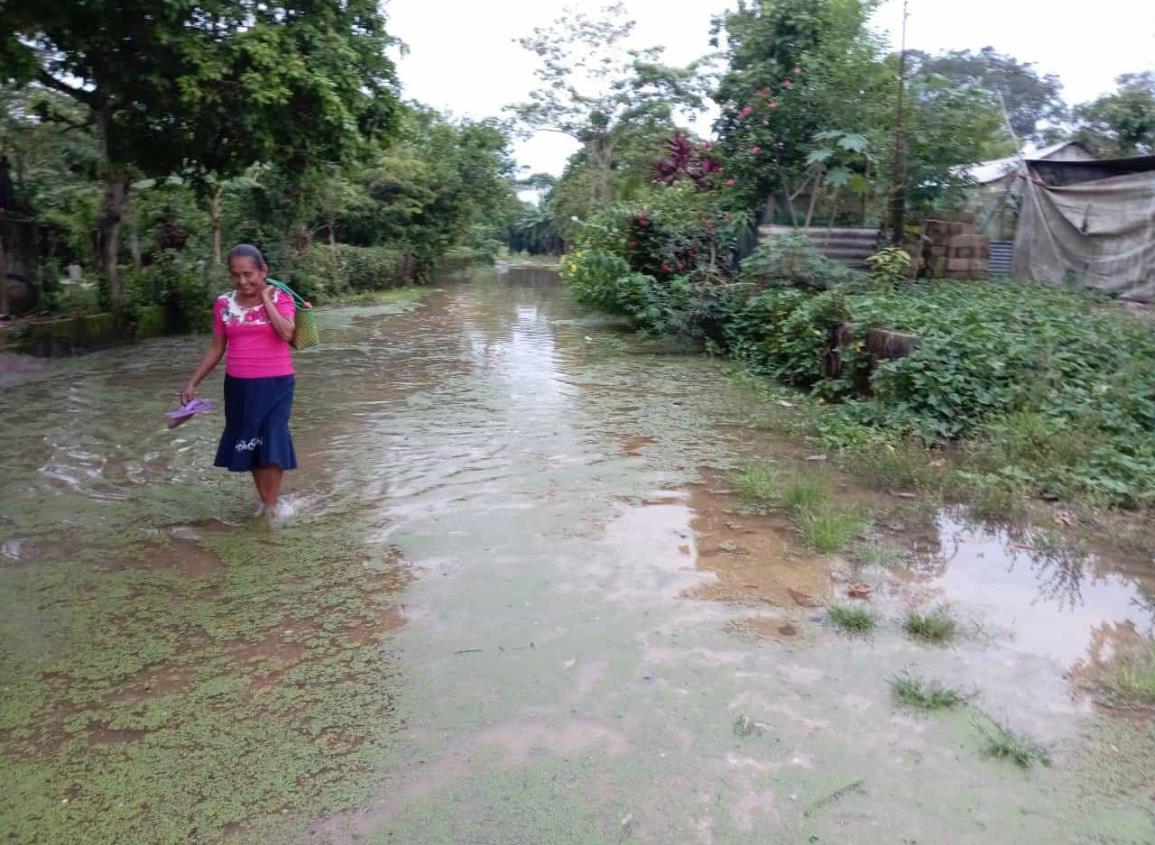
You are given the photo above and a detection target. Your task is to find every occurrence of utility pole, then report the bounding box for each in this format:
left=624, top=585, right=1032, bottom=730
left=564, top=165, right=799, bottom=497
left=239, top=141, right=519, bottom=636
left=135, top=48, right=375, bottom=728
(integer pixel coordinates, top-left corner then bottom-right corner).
left=887, top=0, right=910, bottom=245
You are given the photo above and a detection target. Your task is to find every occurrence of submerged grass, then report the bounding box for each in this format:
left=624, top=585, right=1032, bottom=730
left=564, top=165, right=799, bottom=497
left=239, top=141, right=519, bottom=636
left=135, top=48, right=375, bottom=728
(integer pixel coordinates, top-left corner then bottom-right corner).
left=976, top=714, right=1052, bottom=769
left=827, top=604, right=876, bottom=636
left=904, top=605, right=959, bottom=645
left=890, top=671, right=970, bottom=710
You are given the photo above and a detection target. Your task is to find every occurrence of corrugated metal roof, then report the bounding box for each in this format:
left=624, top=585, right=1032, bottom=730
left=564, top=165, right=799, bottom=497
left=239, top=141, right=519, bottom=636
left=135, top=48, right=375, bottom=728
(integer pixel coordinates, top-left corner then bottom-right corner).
left=958, top=142, right=1093, bottom=185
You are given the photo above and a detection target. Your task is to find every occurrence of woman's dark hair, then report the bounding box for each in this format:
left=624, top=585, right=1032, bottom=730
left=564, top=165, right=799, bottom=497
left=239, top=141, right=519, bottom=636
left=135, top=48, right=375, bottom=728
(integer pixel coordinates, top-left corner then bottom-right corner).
left=227, top=243, right=267, bottom=270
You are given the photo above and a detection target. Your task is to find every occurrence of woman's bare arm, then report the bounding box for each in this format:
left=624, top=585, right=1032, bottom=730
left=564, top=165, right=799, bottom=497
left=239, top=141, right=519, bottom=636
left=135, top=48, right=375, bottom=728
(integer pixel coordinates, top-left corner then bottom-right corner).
left=181, top=333, right=227, bottom=404
left=261, top=287, right=296, bottom=342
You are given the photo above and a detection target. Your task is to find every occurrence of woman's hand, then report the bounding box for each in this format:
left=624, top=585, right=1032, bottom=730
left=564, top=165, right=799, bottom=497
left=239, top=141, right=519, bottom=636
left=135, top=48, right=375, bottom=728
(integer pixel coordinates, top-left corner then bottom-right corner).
left=180, top=384, right=197, bottom=405
left=259, top=283, right=275, bottom=305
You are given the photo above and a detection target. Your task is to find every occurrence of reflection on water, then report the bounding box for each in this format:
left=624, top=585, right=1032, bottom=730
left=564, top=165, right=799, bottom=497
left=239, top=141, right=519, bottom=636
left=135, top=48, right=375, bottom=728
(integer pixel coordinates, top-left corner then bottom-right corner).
left=931, top=514, right=1155, bottom=667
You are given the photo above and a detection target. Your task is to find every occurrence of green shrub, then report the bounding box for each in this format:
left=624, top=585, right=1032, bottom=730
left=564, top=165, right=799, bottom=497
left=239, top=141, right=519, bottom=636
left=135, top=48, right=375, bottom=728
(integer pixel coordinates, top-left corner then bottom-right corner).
left=289, top=244, right=412, bottom=301
left=741, top=234, right=869, bottom=291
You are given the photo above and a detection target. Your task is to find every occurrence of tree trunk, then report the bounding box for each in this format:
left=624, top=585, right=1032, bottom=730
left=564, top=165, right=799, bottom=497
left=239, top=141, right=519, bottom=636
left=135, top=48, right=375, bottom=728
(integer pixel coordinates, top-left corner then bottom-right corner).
left=98, top=175, right=129, bottom=310
left=129, top=212, right=142, bottom=270
left=0, top=226, right=10, bottom=317
left=210, top=187, right=223, bottom=266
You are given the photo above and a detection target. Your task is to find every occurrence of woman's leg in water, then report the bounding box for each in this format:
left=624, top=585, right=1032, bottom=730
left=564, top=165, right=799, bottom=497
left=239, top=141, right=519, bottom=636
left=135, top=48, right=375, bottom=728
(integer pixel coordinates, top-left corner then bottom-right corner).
left=251, top=465, right=284, bottom=508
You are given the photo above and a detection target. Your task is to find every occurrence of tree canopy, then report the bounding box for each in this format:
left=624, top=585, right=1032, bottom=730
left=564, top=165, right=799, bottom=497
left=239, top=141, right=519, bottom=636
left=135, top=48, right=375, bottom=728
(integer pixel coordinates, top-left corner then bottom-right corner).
left=1073, top=72, right=1155, bottom=157
left=0, top=0, right=401, bottom=305
left=907, top=47, right=1065, bottom=143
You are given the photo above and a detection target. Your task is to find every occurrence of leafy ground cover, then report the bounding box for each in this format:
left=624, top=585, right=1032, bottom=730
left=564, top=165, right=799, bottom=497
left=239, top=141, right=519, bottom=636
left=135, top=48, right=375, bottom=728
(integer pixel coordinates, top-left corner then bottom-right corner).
left=564, top=219, right=1155, bottom=512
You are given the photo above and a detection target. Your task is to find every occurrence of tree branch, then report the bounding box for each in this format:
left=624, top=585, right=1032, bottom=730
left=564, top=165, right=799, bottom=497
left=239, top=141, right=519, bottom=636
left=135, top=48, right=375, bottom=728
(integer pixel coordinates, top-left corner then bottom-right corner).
left=36, top=69, right=94, bottom=105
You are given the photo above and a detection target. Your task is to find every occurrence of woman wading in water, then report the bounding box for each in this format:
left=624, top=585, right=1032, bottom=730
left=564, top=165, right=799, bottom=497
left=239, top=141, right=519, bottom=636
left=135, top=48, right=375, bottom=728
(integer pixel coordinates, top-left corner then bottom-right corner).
left=181, top=244, right=298, bottom=518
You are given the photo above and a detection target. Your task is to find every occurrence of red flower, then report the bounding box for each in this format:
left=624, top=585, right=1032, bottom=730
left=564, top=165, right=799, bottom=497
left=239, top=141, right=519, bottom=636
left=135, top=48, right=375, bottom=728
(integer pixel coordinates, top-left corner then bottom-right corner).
left=793, top=65, right=803, bottom=75
left=738, top=105, right=754, bottom=120
left=768, top=101, right=780, bottom=110
left=783, top=79, right=794, bottom=89
left=661, top=262, right=671, bottom=272
left=749, top=145, right=762, bottom=154
left=725, top=178, right=736, bottom=187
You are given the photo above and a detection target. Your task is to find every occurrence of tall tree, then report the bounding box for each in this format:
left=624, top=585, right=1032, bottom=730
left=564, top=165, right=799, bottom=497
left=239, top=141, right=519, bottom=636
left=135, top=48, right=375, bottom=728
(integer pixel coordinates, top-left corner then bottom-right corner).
left=0, top=1, right=399, bottom=308
left=1073, top=72, right=1155, bottom=157
left=711, top=0, right=888, bottom=215
left=909, top=47, right=1065, bottom=143
left=509, top=2, right=707, bottom=209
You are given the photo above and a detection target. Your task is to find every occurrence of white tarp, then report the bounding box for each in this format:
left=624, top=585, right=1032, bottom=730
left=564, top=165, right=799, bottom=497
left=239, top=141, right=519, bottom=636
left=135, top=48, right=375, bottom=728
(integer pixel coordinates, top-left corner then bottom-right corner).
left=1013, top=158, right=1155, bottom=302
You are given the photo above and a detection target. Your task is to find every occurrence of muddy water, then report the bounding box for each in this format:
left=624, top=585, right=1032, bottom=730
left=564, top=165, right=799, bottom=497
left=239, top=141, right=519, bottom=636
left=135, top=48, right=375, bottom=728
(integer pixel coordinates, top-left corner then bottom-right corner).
left=2, top=269, right=1154, bottom=844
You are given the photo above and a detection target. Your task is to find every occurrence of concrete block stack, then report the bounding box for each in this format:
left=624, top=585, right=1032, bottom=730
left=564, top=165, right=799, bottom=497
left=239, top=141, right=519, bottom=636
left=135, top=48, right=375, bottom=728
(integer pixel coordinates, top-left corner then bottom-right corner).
left=919, top=214, right=989, bottom=280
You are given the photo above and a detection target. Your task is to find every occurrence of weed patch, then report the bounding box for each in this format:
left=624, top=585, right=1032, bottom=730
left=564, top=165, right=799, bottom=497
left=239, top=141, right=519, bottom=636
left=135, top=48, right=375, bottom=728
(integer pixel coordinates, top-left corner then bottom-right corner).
left=1105, top=643, right=1155, bottom=705
left=733, top=461, right=779, bottom=502
left=904, top=606, right=958, bottom=645
left=827, top=604, right=876, bottom=636
left=781, top=474, right=828, bottom=513
left=794, top=505, right=865, bottom=553
left=890, top=671, right=970, bottom=710
left=976, top=714, right=1051, bottom=768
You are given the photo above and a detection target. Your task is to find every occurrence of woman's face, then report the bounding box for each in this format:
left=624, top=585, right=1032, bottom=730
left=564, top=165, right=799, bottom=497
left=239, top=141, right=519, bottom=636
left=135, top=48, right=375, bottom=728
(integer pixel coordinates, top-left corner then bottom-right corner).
left=229, top=256, right=268, bottom=297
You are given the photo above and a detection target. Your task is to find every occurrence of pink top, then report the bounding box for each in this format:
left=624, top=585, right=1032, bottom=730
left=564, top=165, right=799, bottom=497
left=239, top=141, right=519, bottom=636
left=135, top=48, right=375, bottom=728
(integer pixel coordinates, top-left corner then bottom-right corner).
left=213, top=289, right=296, bottom=378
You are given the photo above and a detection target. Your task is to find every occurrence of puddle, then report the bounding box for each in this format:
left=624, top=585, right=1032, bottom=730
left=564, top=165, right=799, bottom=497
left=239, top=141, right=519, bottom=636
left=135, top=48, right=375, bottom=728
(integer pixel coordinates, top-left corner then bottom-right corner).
left=925, top=514, right=1155, bottom=671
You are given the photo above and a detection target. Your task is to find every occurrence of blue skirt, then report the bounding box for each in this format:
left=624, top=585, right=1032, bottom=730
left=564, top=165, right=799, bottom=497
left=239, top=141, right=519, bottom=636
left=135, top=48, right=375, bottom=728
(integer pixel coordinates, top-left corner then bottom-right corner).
left=214, top=375, right=298, bottom=472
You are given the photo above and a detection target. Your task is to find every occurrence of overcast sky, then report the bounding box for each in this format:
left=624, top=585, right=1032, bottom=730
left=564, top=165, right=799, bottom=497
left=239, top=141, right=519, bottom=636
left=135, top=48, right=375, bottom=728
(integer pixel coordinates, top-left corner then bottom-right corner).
left=386, top=0, right=1155, bottom=177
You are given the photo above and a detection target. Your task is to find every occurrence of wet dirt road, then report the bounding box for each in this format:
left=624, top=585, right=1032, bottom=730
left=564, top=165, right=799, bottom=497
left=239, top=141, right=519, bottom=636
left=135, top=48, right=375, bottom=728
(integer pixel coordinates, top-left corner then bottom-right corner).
left=2, top=269, right=1153, bottom=844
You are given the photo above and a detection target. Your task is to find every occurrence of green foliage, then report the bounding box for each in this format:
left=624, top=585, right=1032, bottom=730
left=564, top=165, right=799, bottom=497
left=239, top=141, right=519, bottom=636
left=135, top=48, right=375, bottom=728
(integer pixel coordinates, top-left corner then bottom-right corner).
left=569, top=179, right=1155, bottom=511
left=560, top=187, right=753, bottom=342
left=781, top=474, right=829, bottom=514
left=826, top=604, right=876, bottom=635
left=723, top=285, right=848, bottom=392
left=733, top=461, right=780, bottom=502
left=741, top=234, right=869, bottom=291
left=903, top=606, right=958, bottom=644
left=1105, top=642, right=1155, bottom=705
left=976, top=715, right=1052, bottom=769
left=289, top=245, right=412, bottom=302
left=866, top=246, right=911, bottom=287
left=0, top=0, right=399, bottom=179
left=909, top=47, right=1066, bottom=143
left=1074, top=72, right=1155, bottom=157
left=794, top=504, right=865, bottom=552
left=711, top=0, right=885, bottom=212
left=509, top=3, right=707, bottom=240
left=890, top=671, right=970, bottom=710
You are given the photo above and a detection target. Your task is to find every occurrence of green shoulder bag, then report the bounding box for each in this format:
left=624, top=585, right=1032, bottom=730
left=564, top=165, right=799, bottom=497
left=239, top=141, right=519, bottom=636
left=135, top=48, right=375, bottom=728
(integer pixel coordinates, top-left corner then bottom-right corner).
left=268, top=279, right=320, bottom=351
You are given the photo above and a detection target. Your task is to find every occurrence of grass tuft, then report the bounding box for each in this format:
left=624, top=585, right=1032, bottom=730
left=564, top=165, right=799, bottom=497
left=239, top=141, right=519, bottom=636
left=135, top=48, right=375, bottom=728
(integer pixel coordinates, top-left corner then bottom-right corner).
left=903, top=605, right=958, bottom=645
left=732, top=462, right=779, bottom=502
left=975, top=714, right=1051, bottom=768
left=1105, top=643, right=1155, bottom=704
left=794, top=505, right=866, bottom=553
left=827, top=604, right=876, bottom=636
left=890, top=671, right=970, bottom=710
left=781, top=474, right=828, bottom=514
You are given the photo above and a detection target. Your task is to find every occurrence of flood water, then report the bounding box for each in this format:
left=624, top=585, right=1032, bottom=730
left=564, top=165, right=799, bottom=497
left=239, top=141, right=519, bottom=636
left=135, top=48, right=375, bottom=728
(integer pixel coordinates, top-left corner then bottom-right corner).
left=1, top=269, right=1153, bottom=844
